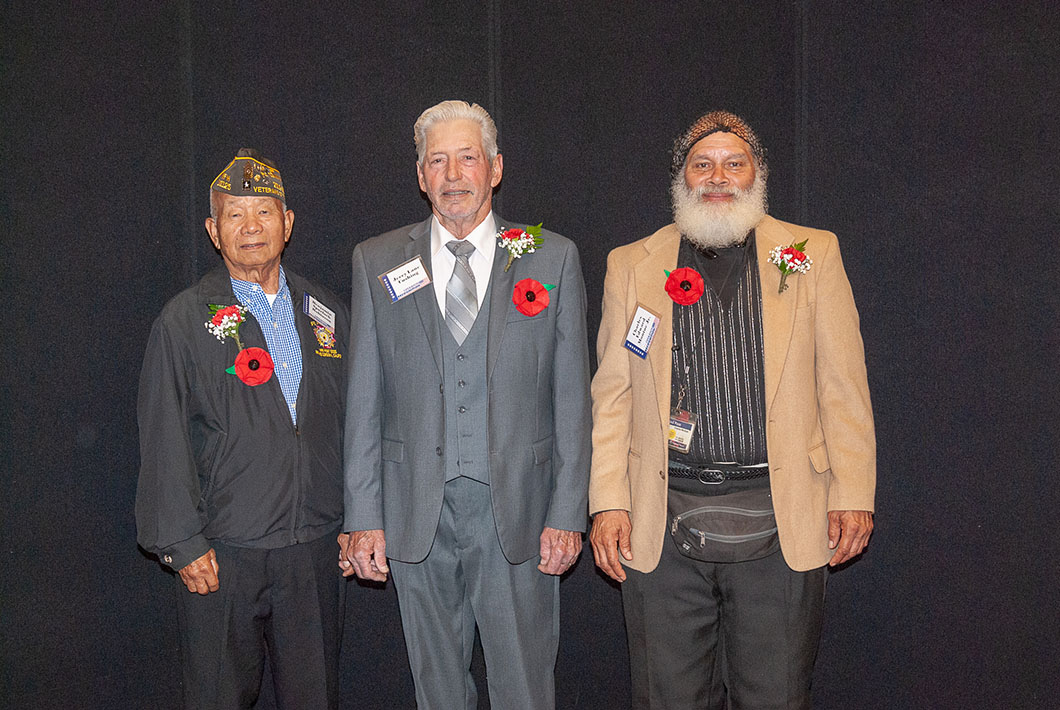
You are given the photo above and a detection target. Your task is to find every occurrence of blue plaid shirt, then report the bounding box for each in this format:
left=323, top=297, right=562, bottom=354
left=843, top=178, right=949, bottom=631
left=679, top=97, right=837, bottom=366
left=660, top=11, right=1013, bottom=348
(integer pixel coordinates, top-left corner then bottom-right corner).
left=231, top=266, right=303, bottom=424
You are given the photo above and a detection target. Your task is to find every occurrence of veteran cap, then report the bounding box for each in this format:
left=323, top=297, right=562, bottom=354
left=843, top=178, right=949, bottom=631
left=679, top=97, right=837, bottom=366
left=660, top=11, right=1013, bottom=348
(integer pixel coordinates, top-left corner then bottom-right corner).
left=210, top=148, right=285, bottom=201
left=671, top=111, right=766, bottom=178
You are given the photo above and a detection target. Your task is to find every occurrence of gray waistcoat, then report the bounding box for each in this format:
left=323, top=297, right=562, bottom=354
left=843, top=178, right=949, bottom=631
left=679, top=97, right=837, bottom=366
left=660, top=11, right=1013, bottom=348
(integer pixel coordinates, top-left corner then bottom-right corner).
left=440, top=283, right=491, bottom=484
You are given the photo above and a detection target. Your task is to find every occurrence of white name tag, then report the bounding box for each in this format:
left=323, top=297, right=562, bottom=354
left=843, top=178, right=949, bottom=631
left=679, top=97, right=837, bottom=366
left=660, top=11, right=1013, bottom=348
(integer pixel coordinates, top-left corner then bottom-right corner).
left=303, top=293, right=336, bottom=329
left=379, top=256, right=432, bottom=303
left=624, top=305, right=660, bottom=359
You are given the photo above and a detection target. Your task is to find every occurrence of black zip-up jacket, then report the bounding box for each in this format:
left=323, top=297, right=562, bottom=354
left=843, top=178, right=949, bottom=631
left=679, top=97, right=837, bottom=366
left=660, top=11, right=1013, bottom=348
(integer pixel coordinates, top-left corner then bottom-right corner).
left=135, top=265, right=348, bottom=571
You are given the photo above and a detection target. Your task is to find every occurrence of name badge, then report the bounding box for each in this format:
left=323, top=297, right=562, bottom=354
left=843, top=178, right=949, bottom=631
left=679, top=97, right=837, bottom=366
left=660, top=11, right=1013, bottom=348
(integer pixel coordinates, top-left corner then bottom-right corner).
left=379, top=256, right=432, bottom=303
left=668, top=409, right=697, bottom=453
left=624, top=305, right=661, bottom=359
left=303, top=293, right=336, bottom=330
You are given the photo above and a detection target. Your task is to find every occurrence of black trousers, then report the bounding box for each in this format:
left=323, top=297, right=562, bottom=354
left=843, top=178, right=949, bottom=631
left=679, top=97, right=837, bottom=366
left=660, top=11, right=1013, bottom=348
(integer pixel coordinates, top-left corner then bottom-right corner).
left=622, top=536, right=826, bottom=710
left=174, top=530, right=345, bottom=710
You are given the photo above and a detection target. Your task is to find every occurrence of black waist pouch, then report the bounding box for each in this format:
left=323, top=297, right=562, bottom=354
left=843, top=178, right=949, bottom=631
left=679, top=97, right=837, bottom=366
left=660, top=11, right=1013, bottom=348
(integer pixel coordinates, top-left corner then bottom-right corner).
left=668, top=485, right=779, bottom=563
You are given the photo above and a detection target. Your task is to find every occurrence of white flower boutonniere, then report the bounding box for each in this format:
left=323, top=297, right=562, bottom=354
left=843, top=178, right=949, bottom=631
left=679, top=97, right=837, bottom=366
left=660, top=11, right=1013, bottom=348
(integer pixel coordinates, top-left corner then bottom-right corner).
left=767, top=240, right=813, bottom=293
left=205, top=304, right=249, bottom=349
left=497, top=223, right=544, bottom=272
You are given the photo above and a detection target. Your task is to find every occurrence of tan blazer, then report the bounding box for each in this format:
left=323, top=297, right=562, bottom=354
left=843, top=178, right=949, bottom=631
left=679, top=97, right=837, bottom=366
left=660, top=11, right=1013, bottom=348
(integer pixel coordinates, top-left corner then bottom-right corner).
left=589, top=216, right=876, bottom=572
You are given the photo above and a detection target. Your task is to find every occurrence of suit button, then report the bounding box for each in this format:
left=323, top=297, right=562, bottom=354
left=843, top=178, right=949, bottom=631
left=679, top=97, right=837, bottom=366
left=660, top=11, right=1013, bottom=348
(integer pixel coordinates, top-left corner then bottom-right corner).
left=163, top=554, right=173, bottom=564
left=439, top=384, right=444, bottom=394
left=436, top=447, right=443, bottom=456
left=659, top=470, right=665, bottom=479
left=458, top=380, right=466, bottom=387
left=458, top=406, right=467, bottom=413
left=457, top=353, right=465, bottom=361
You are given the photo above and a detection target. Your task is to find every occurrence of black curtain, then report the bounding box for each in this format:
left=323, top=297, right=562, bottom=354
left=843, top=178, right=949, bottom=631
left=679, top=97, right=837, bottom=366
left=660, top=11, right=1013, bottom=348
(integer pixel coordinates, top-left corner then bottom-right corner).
left=3, top=2, right=1057, bottom=708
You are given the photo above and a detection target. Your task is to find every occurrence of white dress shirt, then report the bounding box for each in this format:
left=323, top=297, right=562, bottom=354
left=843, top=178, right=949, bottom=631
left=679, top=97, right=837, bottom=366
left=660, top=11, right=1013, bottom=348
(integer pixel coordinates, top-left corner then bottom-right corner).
left=429, top=212, right=498, bottom=316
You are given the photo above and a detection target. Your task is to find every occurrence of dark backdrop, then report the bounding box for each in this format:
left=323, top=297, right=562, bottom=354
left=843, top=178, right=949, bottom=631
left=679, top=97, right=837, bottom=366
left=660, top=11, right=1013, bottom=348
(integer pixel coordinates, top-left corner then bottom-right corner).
left=3, top=2, right=1058, bottom=708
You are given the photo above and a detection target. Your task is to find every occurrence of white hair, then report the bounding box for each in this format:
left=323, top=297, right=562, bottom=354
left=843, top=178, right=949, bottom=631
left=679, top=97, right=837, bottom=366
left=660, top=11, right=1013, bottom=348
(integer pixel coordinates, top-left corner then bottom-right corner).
left=670, top=171, right=768, bottom=249
left=413, top=100, right=498, bottom=164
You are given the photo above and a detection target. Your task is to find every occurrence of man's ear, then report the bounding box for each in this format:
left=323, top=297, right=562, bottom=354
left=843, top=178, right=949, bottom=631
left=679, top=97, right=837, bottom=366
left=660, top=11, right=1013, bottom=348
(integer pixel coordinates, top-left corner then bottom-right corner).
left=490, top=153, right=503, bottom=188
left=283, top=210, right=295, bottom=243
left=205, top=217, right=220, bottom=249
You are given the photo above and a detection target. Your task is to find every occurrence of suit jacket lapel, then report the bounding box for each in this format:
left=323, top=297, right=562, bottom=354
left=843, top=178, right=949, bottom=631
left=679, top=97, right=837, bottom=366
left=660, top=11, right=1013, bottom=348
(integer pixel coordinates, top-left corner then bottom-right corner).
left=755, top=216, right=798, bottom=414
left=407, top=218, right=444, bottom=377
left=633, top=225, right=681, bottom=436
left=487, top=216, right=516, bottom=382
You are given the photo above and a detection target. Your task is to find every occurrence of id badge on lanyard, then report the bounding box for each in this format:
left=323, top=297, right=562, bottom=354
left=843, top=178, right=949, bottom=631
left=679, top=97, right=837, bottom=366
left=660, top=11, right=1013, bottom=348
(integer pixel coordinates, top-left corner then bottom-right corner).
left=668, top=339, right=698, bottom=453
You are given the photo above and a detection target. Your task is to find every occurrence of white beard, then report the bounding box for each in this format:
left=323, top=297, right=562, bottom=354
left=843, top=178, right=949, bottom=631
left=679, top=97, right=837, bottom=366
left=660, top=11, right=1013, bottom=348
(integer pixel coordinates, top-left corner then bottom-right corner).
left=671, top=173, right=768, bottom=249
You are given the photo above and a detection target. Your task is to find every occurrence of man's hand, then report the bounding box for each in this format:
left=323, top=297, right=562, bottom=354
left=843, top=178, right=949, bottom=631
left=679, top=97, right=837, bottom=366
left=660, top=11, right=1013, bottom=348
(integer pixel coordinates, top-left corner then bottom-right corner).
left=538, top=527, right=582, bottom=575
left=337, top=532, right=351, bottom=574
left=178, top=548, right=219, bottom=595
left=827, top=510, right=874, bottom=566
left=342, top=529, right=389, bottom=581
left=589, top=510, right=633, bottom=583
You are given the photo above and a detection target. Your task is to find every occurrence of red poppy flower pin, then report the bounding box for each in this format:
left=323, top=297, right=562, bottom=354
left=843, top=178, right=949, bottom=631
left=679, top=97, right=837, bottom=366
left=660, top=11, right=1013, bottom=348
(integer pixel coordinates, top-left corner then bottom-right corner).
left=512, top=278, right=555, bottom=317
left=231, top=347, right=275, bottom=386
left=664, top=267, right=705, bottom=305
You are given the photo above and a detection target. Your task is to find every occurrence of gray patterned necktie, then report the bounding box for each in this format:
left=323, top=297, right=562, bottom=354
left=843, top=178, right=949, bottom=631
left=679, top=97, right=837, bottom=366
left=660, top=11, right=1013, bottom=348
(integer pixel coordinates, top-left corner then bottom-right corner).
left=444, top=240, right=478, bottom=344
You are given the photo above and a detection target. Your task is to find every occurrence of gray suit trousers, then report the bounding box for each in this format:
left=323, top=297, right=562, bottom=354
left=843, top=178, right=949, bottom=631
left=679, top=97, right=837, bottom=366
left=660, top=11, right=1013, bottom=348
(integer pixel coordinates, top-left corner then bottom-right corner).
left=390, top=476, right=559, bottom=710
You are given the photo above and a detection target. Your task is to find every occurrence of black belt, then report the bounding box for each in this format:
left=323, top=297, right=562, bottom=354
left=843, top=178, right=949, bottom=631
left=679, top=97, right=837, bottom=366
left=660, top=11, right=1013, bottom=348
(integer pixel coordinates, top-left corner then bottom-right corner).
left=668, top=461, right=769, bottom=485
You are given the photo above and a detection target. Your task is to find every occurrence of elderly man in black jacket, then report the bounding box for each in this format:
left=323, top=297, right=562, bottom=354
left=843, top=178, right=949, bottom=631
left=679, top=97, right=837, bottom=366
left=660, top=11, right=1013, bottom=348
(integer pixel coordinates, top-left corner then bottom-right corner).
left=135, top=149, right=349, bottom=710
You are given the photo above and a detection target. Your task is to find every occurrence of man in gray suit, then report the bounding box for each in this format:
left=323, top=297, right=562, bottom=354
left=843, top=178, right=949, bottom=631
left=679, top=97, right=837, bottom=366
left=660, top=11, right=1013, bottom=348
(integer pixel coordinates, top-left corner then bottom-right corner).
left=339, top=100, right=592, bottom=710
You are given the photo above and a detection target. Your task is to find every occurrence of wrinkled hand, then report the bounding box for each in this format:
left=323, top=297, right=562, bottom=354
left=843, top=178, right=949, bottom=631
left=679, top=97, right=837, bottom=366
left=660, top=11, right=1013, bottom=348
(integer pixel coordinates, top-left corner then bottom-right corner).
left=538, top=527, right=582, bottom=575
left=827, top=510, right=874, bottom=566
left=342, top=529, right=389, bottom=581
left=589, top=510, right=633, bottom=582
left=178, top=548, right=219, bottom=595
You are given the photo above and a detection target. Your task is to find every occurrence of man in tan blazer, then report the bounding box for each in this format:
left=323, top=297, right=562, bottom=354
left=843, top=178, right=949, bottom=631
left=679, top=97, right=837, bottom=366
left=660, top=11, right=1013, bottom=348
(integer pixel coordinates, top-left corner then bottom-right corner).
left=589, top=111, right=875, bottom=709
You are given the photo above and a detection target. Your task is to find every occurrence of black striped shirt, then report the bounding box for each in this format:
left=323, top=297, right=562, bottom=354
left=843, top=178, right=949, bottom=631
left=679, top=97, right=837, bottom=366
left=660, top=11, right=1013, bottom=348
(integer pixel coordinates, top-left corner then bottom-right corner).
left=669, top=232, right=768, bottom=468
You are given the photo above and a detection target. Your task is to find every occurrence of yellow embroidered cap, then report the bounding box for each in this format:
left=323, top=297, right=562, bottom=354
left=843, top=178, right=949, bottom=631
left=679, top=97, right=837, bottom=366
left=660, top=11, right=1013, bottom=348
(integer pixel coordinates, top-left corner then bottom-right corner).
left=210, top=148, right=285, bottom=201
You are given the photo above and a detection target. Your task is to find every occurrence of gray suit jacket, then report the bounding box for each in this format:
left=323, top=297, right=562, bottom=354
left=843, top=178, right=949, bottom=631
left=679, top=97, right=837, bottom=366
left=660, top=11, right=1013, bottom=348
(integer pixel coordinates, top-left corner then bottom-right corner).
left=344, top=216, right=592, bottom=565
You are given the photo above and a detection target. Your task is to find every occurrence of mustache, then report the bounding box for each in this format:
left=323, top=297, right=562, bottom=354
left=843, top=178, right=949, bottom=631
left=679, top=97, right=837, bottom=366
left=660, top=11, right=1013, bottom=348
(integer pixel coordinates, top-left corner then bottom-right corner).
left=692, top=185, right=740, bottom=198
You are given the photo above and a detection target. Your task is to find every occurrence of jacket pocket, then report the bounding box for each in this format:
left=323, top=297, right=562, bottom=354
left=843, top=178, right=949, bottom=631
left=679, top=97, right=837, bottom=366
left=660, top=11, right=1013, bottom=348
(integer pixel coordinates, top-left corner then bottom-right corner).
left=794, top=303, right=815, bottom=322
left=507, top=311, right=549, bottom=324
left=808, top=441, right=830, bottom=473
left=197, top=431, right=227, bottom=503
left=381, top=438, right=405, bottom=463
left=532, top=436, right=553, bottom=464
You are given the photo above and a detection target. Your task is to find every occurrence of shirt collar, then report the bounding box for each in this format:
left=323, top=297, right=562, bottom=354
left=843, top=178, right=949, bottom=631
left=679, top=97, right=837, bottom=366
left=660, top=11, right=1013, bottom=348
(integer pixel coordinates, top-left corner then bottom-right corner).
left=230, top=265, right=289, bottom=306
left=430, top=211, right=497, bottom=261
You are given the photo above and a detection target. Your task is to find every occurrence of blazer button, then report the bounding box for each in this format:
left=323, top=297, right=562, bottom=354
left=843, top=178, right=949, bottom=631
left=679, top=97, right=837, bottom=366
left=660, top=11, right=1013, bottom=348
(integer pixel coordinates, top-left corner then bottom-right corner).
left=658, top=470, right=665, bottom=479
left=436, top=446, right=443, bottom=456
left=457, top=353, right=466, bottom=361
left=163, top=554, right=173, bottom=564
left=458, top=406, right=467, bottom=413
left=439, top=384, right=444, bottom=394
